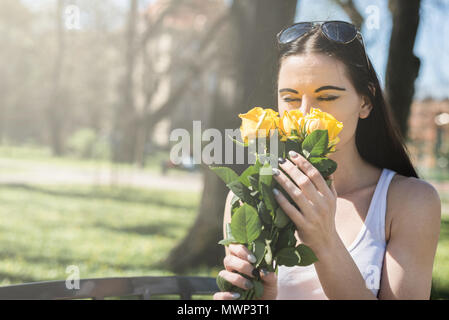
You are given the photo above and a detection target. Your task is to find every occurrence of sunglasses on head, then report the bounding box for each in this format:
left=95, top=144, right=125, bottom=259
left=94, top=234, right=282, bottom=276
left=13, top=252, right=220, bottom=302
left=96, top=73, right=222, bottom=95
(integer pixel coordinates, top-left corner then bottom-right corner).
left=276, top=20, right=370, bottom=70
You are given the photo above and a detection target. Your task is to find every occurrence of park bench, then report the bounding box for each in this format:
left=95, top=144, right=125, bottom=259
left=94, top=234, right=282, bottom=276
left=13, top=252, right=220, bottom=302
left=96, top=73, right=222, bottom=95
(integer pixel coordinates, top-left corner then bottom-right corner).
left=0, top=276, right=218, bottom=300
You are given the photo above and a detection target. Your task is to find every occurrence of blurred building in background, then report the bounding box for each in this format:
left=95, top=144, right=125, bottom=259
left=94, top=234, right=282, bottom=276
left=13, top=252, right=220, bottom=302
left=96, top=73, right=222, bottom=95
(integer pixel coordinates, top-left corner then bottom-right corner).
left=408, top=98, right=449, bottom=170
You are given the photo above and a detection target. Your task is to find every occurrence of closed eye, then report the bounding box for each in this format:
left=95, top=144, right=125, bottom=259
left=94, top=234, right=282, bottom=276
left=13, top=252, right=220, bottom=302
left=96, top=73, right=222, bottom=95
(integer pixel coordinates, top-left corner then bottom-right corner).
left=317, top=96, right=339, bottom=101
left=284, top=98, right=301, bottom=103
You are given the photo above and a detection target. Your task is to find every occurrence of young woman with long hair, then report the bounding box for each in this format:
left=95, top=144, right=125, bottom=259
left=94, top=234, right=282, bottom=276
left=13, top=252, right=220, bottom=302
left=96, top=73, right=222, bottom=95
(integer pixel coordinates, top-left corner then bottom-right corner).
left=213, top=21, right=441, bottom=300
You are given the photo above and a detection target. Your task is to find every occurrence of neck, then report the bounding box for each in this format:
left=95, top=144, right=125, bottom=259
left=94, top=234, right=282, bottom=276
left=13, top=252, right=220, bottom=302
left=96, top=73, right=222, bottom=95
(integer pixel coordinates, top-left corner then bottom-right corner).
left=328, top=138, right=380, bottom=196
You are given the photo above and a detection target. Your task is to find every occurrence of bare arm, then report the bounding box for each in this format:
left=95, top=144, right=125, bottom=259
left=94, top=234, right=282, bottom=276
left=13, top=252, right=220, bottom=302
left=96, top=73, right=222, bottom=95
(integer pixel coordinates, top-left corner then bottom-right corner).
left=315, top=177, right=441, bottom=299
left=378, top=178, right=441, bottom=299
left=272, top=152, right=441, bottom=299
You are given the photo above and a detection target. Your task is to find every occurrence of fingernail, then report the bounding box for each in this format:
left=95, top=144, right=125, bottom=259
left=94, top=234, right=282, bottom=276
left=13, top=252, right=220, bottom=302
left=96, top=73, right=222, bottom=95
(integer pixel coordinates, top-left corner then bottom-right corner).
left=261, top=268, right=269, bottom=276
left=272, top=188, right=280, bottom=196
left=230, top=292, right=240, bottom=299
left=288, top=150, right=298, bottom=158
left=245, top=280, right=253, bottom=289
left=278, top=157, right=286, bottom=164
left=272, top=168, right=280, bottom=176
left=248, top=253, right=257, bottom=263
left=251, top=268, right=259, bottom=278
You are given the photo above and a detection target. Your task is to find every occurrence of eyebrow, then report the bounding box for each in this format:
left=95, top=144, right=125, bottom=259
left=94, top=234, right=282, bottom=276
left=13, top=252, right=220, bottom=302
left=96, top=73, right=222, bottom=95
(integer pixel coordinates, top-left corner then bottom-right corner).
left=278, top=88, right=298, bottom=94
left=279, top=86, right=346, bottom=94
left=315, top=86, right=346, bottom=93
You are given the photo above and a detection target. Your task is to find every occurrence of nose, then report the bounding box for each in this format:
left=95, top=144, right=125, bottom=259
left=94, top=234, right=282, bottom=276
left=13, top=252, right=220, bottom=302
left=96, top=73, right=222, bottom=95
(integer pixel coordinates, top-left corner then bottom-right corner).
left=299, top=95, right=313, bottom=115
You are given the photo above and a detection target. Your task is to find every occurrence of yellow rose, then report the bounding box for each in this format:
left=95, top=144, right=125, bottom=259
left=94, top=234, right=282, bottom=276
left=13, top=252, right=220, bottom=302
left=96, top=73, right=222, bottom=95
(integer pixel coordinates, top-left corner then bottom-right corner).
left=304, top=108, right=343, bottom=151
left=238, top=107, right=279, bottom=144
left=278, top=109, right=304, bottom=141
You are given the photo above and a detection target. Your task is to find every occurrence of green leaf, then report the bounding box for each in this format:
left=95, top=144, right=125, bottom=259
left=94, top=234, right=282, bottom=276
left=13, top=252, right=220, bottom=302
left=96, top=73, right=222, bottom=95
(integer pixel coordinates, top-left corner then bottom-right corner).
left=260, top=183, right=277, bottom=212
left=218, top=238, right=238, bottom=245
left=253, top=239, right=266, bottom=268
left=284, top=139, right=302, bottom=159
left=258, top=161, right=273, bottom=188
left=264, top=239, right=273, bottom=266
left=218, top=223, right=238, bottom=245
left=275, top=229, right=290, bottom=252
left=302, top=130, right=329, bottom=158
left=239, top=165, right=258, bottom=187
left=253, top=280, right=264, bottom=299
left=230, top=203, right=262, bottom=244
left=308, top=157, right=337, bottom=177
left=250, top=190, right=259, bottom=197
left=276, top=247, right=301, bottom=267
left=274, top=207, right=290, bottom=229
left=210, top=166, right=240, bottom=185
left=248, top=175, right=259, bottom=191
left=216, top=274, right=234, bottom=292
left=226, top=180, right=256, bottom=207
left=225, top=223, right=233, bottom=239
left=257, top=201, right=272, bottom=225
left=296, top=244, right=318, bottom=266
left=287, top=225, right=297, bottom=247
left=231, top=195, right=241, bottom=213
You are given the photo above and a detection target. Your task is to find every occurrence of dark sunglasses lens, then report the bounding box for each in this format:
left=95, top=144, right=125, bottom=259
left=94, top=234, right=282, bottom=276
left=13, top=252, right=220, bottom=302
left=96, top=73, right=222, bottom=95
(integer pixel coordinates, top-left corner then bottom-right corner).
left=278, top=23, right=313, bottom=44
left=322, top=21, right=357, bottom=42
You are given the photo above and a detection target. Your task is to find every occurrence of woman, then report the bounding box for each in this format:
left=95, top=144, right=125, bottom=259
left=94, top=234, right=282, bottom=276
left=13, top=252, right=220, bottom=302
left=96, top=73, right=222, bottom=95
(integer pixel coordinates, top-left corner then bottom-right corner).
left=213, top=21, right=441, bottom=300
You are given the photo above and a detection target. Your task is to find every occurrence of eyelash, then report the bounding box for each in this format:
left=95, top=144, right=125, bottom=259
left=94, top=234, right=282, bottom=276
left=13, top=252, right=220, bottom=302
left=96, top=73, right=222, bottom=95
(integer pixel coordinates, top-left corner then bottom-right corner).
left=284, top=96, right=339, bottom=103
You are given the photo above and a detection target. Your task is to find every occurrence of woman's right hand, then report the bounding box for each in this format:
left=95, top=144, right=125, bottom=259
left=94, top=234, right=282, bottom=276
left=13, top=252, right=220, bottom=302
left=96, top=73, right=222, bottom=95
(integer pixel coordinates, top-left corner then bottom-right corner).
left=213, top=243, right=278, bottom=300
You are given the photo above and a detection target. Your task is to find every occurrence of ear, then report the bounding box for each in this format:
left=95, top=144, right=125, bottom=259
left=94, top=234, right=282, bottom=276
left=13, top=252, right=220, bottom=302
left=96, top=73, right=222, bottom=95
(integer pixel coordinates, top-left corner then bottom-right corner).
left=359, top=95, right=373, bottom=119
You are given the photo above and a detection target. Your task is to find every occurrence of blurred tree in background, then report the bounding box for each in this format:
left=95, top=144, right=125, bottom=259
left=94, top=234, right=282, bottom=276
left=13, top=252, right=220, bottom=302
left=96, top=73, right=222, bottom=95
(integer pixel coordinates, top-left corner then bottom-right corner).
left=164, top=0, right=298, bottom=272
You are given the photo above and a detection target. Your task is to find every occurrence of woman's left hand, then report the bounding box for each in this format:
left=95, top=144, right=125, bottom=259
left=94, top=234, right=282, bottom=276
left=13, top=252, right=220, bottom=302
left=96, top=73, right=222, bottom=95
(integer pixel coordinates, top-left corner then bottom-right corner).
left=272, top=150, right=339, bottom=258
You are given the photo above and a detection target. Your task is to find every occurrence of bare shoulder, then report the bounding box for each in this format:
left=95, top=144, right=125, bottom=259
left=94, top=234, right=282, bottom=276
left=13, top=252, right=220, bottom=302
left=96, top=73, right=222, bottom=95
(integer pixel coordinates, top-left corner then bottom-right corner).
left=386, top=173, right=441, bottom=239
left=389, top=174, right=441, bottom=212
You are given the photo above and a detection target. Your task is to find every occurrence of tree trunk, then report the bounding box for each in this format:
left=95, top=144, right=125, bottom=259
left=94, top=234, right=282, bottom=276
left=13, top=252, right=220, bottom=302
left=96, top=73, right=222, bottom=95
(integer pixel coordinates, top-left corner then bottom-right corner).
left=165, top=0, right=297, bottom=273
left=385, top=0, right=421, bottom=138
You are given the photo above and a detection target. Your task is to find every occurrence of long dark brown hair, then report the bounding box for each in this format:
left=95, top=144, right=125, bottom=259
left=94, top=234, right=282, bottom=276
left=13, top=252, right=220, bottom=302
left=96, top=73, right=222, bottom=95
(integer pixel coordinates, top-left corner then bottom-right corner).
left=276, top=24, right=418, bottom=178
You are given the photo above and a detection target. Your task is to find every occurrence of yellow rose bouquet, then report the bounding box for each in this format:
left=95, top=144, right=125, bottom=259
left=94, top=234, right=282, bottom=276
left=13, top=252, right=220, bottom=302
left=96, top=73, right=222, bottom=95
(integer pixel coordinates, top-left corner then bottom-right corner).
left=210, top=107, right=343, bottom=300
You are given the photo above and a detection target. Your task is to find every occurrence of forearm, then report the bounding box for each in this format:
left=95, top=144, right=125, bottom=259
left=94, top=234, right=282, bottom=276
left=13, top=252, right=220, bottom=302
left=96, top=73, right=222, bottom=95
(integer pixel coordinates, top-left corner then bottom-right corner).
left=313, top=237, right=377, bottom=300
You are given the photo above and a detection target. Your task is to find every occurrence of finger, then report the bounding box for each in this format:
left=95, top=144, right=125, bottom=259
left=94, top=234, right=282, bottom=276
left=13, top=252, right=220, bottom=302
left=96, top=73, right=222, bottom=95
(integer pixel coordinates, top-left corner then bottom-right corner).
left=287, top=150, right=333, bottom=198
left=260, top=269, right=278, bottom=284
left=272, top=167, right=313, bottom=213
left=228, top=243, right=257, bottom=264
left=277, top=157, right=321, bottom=203
left=272, top=187, right=306, bottom=228
left=223, top=254, right=256, bottom=279
left=218, top=270, right=254, bottom=291
left=328, top=174, right=337, bottom=197
left=213, top=292, right=241, bottom=300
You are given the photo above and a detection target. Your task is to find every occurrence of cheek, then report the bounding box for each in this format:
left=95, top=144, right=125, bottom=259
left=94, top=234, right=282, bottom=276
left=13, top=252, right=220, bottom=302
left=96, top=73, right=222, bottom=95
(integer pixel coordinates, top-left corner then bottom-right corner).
left=327, top=99, right=361, bottom=143
left=277, top=99, right=288, bottom=116
left=333, top=109, right=360, bottom=145
left=339, top=117, right=359, bottom=142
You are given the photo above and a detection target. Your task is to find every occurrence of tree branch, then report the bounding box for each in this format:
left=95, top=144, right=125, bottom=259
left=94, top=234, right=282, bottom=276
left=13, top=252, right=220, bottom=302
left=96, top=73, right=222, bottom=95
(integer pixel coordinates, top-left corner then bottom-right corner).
left=332, top=0, right=364, bottom=29
left=142, top=10, right=229, bottom=128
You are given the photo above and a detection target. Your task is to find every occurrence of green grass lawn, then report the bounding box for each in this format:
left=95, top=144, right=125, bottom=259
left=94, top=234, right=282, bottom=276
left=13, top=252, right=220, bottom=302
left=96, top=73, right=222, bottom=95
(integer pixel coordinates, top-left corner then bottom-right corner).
left=0, top=182, right=448, bottom=299
left=0, top=142, right=449, bottom=299
left=0, top=183, right=221, bottom=299
left=431, top=214, right=449, bottom=299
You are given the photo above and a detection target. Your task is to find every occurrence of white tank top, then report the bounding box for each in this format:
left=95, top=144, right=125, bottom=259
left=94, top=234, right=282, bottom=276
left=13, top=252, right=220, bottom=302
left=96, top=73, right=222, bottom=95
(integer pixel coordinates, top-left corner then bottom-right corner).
left=276, top=168, right=396, bottom=299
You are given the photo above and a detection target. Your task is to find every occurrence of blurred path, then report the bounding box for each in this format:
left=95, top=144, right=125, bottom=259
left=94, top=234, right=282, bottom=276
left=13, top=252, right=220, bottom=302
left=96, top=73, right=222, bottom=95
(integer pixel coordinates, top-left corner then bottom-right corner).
left=0, top=158, right=204, bottom=192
